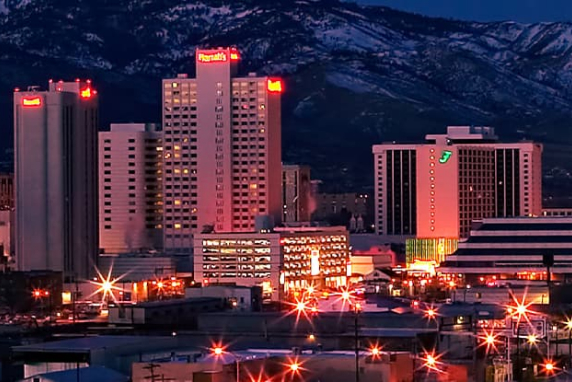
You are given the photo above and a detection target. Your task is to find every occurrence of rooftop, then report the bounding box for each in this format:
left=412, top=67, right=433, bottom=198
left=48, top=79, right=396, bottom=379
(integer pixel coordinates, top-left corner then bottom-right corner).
left=22, top=366, right=127, bottom=382
left=13, top=335, right=172, bottom=354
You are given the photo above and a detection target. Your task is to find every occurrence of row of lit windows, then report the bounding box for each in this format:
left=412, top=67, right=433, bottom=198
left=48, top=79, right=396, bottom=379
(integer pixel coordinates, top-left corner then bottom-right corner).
left=202, top=272, right=271, bottom=279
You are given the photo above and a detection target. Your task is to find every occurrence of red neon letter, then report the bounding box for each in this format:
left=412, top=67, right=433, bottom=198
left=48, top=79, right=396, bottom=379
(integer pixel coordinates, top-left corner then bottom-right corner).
left=21, top=97, right=42, bottom=107
left=267, top=79, right=283, bottom=93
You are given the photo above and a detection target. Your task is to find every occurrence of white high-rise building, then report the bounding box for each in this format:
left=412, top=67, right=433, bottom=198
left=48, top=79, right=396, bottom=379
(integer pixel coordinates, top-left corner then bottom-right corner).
left=162, top=48, right=282, bottom=251
left=14, top=80, right=98, bottom=279
left=99, top=123, right=163, bottom=254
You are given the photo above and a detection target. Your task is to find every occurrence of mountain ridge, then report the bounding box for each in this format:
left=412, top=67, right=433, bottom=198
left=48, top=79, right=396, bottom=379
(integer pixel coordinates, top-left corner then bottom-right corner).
left=0, top=0, right=572, bottom=190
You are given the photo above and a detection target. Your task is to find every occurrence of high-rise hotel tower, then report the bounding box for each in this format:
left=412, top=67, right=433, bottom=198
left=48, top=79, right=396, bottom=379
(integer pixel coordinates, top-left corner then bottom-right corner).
left=162, top=48, right=282, bottom=251
left=14, top=80, right=99, bottom=279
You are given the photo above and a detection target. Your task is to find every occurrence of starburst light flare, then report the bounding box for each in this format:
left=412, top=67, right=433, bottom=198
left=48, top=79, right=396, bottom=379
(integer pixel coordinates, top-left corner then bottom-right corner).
left=87, top=264, right=127, bottom=302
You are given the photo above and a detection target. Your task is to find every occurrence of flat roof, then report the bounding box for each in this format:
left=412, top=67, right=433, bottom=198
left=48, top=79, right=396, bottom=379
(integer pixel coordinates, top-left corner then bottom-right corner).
left=13, top=335, right=172, bottom=353
left=136, top=297, right=222, bottom=309
left=28, top=366, right=128, bottom=382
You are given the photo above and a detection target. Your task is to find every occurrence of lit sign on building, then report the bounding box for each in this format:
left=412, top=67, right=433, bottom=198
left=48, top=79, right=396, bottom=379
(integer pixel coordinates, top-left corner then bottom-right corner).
left=267, top=79, right=283, bottom=93
left=21, top=97, right=42, bottom=107
left=439, top=150, right=452, bottom=164
left=310, top=249, right=320, bottom=276
left=80, top=87, right=93, bottom=99
left=405, top=237, right=459, bottom=265
left=230, top=50, right=240, bottom=60
left=197, top=51, right=228, bottom=63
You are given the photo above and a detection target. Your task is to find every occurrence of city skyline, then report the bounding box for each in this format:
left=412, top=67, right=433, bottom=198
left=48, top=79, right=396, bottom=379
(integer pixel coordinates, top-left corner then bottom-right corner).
left=1, top=6, right=572, bottom=380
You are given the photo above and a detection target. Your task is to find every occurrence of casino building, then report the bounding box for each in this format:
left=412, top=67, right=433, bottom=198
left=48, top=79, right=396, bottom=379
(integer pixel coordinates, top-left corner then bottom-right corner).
left=161, top=48, right=283, bottom=252
left=14, top=81, right=98, bottom=279
left=372, top=126, right=542, bottom=269
left=439, top=217, right=572, bottom=283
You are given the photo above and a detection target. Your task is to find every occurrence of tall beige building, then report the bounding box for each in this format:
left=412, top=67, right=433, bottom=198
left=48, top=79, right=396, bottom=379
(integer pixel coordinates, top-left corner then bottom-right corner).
left=99, top=123, right=163, bottom=254
left=162, top=48, right=282, bottom=251
left=282, top=164, right=311, bottom=222
left=14, top=80, right=98, bottom=279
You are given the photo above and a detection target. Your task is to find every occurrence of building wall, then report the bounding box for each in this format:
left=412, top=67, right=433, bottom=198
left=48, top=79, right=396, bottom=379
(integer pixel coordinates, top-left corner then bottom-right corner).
left=416, top=145, right=461, bottom=238
left=14, top=81, right=98, bottom=279
left=282, top=165, right=312, bottom=222
left=99, top=124, right=162, bottom=254
left=489, top=142, right=542, bottom=217
left=278, top=227, right=350, bottom=291
left=0, top=173, right=13, bottom=210
left=193, top=232, right=282, bottom=301
left=373, top=145, right=418, bottom=239
left=542, top=208, right=572, bottom=217
left=0, top=210, right=11, bottom=261
left=161, top=48, right=282, bottom=252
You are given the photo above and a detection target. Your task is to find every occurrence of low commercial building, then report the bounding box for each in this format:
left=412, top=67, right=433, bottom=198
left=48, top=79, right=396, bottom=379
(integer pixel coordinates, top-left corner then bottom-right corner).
left=108, top=297, right=225, bottom=326
left=440, top=217, right=572, bottom=282
left=185, top=285, right=262, bottom=311
left=12, top=336, right=180, bottom=378
left=194, top=226, right=350, bottom=300
left=98, top=254, right=178, bottom=281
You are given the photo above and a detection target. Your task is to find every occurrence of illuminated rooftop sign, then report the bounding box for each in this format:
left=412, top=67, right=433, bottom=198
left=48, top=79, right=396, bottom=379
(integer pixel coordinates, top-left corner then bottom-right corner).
left=267, top=79, right=283, bottom=93
left=80, top=87, right=93, bottom=99
left=230, top=50, right=240, bottom=61
left=197, top=51, right=228, bottom=63
left=21, top=97, right=42, bottom=107
left=439, top=150, right=452, bottom=164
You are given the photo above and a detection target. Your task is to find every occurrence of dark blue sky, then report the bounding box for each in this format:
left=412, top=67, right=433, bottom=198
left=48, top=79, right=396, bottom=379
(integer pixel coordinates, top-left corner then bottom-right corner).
left=356, top=0, right=572, bottom=22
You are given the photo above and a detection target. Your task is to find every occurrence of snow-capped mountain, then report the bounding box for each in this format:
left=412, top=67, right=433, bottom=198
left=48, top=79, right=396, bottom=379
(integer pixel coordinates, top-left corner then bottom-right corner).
left=1, top=0, right=572, bottom=190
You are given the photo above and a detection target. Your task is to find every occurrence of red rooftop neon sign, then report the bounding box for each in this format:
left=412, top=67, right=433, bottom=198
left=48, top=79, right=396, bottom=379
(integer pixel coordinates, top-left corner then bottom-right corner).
left=80, top=87, right=92, bottom=99
left=267, top=79, right=283, bottom=93
left=197, top=51, right=228, bottom=63
left=21, top=97, right=42, bottom=107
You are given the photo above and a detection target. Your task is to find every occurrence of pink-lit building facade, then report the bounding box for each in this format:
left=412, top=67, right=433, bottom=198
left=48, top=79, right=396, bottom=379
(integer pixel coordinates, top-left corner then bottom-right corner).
left=373, top=126, right=543, bottom=266
left=99, top=123, right=163, bottom=254
left=162, top=48, right=282, bottom=252
left=14, top=81, right=99, bottom=279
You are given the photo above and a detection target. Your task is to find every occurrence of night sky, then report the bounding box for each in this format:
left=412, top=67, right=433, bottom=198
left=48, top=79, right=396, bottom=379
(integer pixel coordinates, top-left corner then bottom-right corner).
left=355, top=0, right=572, bottom=22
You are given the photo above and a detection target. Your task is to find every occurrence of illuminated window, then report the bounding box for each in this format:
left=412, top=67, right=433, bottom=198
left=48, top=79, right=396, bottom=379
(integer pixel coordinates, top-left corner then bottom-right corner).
left=174, top=223, right=182, bottom=229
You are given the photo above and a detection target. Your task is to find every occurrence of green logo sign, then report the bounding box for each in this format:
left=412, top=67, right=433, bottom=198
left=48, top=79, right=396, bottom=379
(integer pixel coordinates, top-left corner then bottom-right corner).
left=439, top=150, right=452, bottom=164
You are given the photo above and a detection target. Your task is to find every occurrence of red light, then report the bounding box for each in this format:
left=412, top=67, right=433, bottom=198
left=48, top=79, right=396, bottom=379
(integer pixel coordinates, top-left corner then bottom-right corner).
left=267, top=79, right=283, bottom=93
left=197, top=51, right=228, bottom=63
left=80, top=87, right=92, bottom=99
left=22, top=97, right=42, bottom=107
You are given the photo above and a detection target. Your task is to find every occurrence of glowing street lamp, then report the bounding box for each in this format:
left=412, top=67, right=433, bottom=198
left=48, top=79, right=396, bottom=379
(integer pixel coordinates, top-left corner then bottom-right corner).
left=211, top=345, right=241, bottom=381
left=370, top=346, right=381, bottom=359
left=477, top=327, right=501, bottom=356
left=527, top=334, right=538, bottom=346
left=420, top=350, right=443, bottom=374
left=545, top=361, right=555, bottom=373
